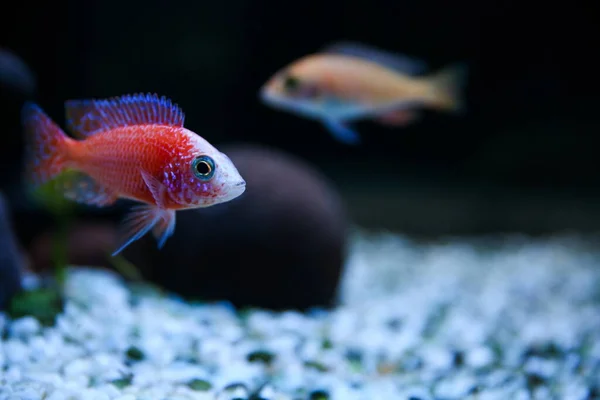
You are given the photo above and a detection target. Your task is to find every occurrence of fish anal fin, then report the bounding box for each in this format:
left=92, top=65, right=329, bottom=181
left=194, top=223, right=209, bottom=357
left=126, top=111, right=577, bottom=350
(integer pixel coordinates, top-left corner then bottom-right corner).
left=376, top=110, right=421, bottom=126
left=323, top=119, right=361, bottom=145
left=65, top=93, right=185, bottom=137
left=322, top=41, right=428, bottom=76
left=152, top=209, right=176, bottom=249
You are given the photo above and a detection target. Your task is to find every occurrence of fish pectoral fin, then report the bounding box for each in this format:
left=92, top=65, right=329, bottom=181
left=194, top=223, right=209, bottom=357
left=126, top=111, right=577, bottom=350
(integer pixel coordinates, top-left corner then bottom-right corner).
left=323, top=119, right=361, bottom=145
left=151, top=209, right=176, bottom=249
left=140, top=169, right=168, bottom=208
left=60, top=170, right=118, bottom=207
left=112, top=204, right=174, bottom=256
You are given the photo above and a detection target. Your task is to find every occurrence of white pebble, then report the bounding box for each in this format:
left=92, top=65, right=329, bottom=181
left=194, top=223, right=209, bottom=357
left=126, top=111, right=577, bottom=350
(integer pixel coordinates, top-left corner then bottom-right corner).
left=524, top=356, right=560, bottom=378
left=0, top=313, right=7, bottom=334
left=434, top=373, right=477, bottom=398
left=1, top=235, right=599, bottom=399
left=3, top=340, right=29, bottom=364
left=22, top=372, right=63, bottom=386
left=78, top=389, right=110, bottom=400
left=63, top=358, right=92, bottom=378
left=466, top=346, right=495, bottom=369
left=3, top=366, right=22, bottom=383
left=94, top=384, right=121, bottom=398
left=420, top=345, right=454, bottom=371
left=45, top=391, right=67, bottom=400
left=9, top=388, right=42, bottom=400
left=9, top=316, right=41, bottom=338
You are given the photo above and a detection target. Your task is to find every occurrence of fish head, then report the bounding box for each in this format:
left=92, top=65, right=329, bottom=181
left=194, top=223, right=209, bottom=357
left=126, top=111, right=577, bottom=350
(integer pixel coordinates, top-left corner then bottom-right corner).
left=167, top=132, right=246, bottom=208
left=259, top=58, right=344, bottom=119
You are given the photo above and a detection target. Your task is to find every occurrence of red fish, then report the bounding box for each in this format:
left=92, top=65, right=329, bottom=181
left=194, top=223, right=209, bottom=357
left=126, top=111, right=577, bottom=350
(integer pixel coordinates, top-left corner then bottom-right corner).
left=22, top=93, right=246, bottom=255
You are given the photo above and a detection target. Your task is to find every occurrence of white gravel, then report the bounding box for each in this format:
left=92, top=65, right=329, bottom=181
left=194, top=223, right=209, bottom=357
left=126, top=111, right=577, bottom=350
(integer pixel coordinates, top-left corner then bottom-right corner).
left=1, top=231, right=600, bottom=399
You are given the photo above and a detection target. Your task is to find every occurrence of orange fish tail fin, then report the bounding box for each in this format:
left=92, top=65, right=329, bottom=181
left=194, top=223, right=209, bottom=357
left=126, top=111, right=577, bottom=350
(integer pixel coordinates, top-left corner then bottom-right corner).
left=426, top=63, right=468, bottom=113
left=22, top=102, right=74, bottom=186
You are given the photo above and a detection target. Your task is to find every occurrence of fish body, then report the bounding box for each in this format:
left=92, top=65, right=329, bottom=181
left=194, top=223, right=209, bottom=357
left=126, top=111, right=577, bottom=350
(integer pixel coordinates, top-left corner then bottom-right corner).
left=23, top=93, right=246, bottom=255
left=260, top=41, right=468, bottom=144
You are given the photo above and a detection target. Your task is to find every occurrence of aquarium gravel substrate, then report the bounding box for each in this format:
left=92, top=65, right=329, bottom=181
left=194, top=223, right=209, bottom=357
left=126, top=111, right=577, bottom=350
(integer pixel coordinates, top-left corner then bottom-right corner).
left=1, top=231, right=600, bottom=400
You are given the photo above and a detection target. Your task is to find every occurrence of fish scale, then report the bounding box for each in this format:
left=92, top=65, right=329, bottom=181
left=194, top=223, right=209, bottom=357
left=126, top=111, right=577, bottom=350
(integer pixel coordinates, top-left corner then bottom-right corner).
left=71, top=125, right=190, bottom=205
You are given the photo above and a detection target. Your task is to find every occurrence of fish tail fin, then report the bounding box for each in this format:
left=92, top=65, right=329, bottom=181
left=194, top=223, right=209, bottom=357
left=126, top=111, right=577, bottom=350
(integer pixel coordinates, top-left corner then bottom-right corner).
left=426, top=63, right=468, bottom=113
left=22, top=102, right=74, bottom=186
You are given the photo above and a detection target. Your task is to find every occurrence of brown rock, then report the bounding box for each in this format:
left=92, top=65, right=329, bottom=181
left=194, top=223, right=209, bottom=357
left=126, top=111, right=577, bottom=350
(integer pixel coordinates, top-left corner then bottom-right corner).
left=28, top=222, right=118, bottom=272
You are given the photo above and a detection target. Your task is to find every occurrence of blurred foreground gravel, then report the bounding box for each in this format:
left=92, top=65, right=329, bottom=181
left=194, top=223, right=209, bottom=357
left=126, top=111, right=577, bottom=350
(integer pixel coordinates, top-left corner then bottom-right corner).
left=1, top=231, right=599, bottom=399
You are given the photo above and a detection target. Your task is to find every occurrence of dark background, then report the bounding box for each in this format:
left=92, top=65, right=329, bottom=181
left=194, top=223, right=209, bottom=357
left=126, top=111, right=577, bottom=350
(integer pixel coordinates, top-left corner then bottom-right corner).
left=1, top=0, right=598, bottom=237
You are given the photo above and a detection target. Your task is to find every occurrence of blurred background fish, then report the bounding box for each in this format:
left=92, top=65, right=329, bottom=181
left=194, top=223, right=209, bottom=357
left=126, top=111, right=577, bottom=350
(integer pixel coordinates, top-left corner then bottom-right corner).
left=260, top=42, right=467, bottom=144
left=22, top=94, right=246, bottom=256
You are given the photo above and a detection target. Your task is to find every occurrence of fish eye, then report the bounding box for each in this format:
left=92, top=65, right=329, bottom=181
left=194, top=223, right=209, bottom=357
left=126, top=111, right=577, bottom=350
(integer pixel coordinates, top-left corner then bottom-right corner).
left=283, top=75, right=300, bottom=92
left=192, top=155, right=215, bottom=180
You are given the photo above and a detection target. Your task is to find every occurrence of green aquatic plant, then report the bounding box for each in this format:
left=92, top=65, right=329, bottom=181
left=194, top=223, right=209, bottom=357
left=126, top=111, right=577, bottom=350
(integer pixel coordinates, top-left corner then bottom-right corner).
left=30, top=169, right=81, bottom=285
left=7, top=286, right=63, bottom=327
left=108, top=253, right=145, bottom=282
left=7, top=171, right=78, bottom=325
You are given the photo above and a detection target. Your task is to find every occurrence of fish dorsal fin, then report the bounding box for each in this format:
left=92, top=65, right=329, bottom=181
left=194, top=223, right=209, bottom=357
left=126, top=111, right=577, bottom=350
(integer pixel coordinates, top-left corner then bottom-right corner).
left=65, top=93, right=185, bottom=137
left=321, top=41, right=428, bottom=76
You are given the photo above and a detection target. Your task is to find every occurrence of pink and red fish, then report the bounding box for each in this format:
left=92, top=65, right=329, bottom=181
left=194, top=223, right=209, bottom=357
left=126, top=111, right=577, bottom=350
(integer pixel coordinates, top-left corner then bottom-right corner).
left=22, top=93, right=246, bottom=255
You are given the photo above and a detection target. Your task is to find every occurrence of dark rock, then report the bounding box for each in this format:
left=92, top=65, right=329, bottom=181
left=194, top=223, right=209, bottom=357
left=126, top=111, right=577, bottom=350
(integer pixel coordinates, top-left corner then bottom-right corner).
left=0, top=48, right=36, bottom=98
left=452, top=350, right=466, bottom=367
left=0, top=192, right=24, bottom=310
left=125, top=346, right=145, bottom=362
left=309, top=390, right=330, bottom=400
left=526, top=372, right=547, bottom=390
left=304, top=360, right=329, bottom=372
left=0, top=48, right=36, bottom=189
left=123, top=143, right=350, bottom=311
left=187, top=378, right=212, bottom=391
left=220, top=382, right=249, bottom=399
left=27, top=221, right=118, bottom=272
left=522, top=342, right=563, bottom=360
left=247, top=350, right=275, bottom=365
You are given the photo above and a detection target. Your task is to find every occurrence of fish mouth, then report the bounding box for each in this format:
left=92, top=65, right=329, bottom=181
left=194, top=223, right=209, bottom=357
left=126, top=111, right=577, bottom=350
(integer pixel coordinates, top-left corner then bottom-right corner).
left=259, top=88, right=276, bottom=104
left=228, top=180, right=246, bottom=199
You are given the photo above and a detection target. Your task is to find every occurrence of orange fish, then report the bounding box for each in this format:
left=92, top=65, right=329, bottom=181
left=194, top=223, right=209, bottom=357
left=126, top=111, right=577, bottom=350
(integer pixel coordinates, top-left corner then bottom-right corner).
left=22, top=93, right=246, bottom=255
left=260, top=41, right=468, bottom=144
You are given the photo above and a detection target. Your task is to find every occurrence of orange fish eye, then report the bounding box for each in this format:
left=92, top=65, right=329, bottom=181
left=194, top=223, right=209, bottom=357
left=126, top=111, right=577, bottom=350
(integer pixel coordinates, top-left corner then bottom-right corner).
left=192, top=155, right=215, bottom=180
